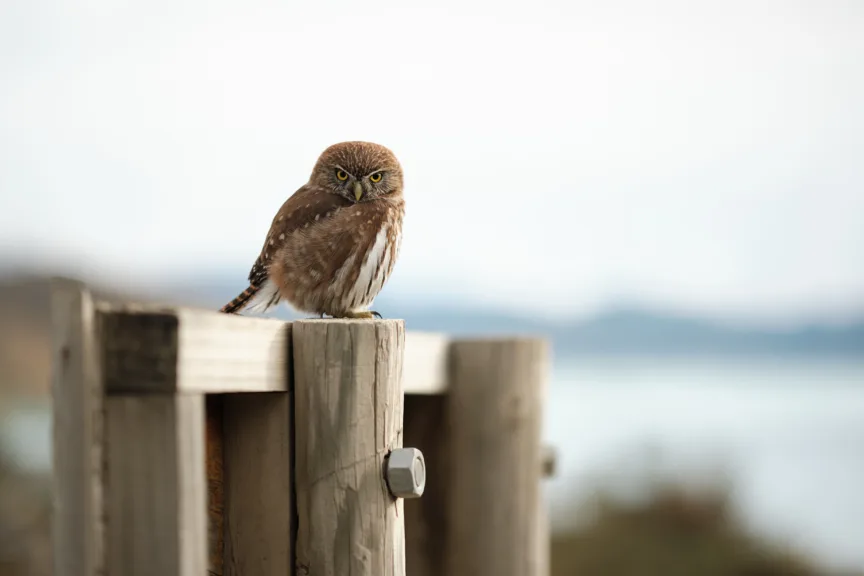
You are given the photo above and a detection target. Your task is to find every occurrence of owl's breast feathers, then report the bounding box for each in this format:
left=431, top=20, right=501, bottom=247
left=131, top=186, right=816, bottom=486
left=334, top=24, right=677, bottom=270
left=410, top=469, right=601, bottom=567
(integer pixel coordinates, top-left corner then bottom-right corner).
left=253, top=184, right=404, bottom=315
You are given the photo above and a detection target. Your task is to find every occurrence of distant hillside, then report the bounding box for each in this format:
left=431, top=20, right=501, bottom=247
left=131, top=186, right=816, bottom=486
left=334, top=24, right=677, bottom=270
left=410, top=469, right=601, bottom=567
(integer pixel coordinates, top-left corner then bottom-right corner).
left=122, top=275, right=864, bottom=359
left=2, top=272, right=863, bottom=359
left=368, top=302, right=864, bottom=358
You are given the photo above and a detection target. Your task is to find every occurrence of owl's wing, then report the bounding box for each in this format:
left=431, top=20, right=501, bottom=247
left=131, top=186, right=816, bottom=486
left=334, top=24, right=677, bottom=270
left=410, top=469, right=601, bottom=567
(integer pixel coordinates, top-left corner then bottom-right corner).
left=247, top=184, right=351, bottom=288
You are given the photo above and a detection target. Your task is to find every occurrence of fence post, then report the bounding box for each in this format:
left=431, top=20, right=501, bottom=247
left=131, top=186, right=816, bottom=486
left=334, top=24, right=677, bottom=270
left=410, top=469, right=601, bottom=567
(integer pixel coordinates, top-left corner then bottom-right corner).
left=292, top=319, right=406, bottom=576
left=403, top=394, right=449, bottom=576
left=446, top=337, right=548, bottom=576
left=50, top=278, right=104, bottom=576
left=222, top=391, right=294, bottom=576
left=104, top=394, right=208, bottom=576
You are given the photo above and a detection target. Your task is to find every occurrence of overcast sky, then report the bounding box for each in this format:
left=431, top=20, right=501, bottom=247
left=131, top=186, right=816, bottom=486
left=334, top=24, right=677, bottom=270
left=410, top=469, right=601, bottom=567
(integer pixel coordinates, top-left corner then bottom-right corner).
left=1, top=0, right=862, bottom=324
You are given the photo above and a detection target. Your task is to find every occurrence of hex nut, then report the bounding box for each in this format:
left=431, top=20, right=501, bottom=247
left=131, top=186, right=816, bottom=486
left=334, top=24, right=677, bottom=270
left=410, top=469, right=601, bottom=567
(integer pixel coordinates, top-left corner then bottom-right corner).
left=385, top=447, right=426, bottom=498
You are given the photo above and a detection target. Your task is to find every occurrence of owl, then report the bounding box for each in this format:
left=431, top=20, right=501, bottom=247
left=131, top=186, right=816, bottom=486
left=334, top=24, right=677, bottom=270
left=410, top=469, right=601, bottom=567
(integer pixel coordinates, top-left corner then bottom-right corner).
left=220, top=141, right=405, bottom=319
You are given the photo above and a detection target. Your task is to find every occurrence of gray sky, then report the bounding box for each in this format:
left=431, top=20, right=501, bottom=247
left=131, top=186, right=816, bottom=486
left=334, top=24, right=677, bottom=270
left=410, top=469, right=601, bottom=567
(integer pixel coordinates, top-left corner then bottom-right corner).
left=1, top=0, right=862, bottom=324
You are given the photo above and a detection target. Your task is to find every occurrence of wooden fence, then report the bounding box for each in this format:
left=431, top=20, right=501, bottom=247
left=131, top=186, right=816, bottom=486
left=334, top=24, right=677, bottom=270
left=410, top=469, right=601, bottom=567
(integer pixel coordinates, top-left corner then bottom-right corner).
left=50, top=278, right=552, bottom=576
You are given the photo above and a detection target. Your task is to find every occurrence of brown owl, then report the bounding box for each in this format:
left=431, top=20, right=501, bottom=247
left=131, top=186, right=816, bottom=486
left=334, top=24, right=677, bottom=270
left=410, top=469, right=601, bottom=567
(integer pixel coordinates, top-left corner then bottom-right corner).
left=220, top=141, right=405, bottom=319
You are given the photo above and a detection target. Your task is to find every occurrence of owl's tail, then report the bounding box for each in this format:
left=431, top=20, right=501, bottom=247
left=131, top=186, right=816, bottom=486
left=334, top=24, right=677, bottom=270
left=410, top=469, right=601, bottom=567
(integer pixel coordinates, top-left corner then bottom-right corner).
left=219, top=285, right=260, bottom=314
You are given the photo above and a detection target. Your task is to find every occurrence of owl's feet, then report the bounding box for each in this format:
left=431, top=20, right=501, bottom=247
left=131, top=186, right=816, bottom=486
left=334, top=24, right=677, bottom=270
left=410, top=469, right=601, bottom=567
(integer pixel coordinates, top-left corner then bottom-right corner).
left=341, top=310, right=383, bottom=320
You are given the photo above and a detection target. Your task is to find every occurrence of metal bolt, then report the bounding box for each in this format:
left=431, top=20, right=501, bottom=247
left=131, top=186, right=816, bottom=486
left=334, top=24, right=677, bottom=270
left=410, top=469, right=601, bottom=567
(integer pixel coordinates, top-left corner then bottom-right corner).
left=542, top=445, right=558, bottom=478
left=385, top=447, right=425, bottom=498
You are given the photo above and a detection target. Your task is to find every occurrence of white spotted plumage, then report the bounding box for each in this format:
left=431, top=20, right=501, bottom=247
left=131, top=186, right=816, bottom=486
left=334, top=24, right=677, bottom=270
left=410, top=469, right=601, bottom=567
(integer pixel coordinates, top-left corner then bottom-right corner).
left=328, top=221, right=386, bottom=312
left=351, top=224, right=390, bottom=308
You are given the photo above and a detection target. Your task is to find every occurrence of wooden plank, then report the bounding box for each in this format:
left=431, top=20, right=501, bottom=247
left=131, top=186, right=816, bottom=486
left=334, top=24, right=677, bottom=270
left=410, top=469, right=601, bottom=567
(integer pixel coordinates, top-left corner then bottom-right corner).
left=223, top=392, right=294, bottom=576
left=446, top=338, right=549, bottom=576
left=402, top=332, right=448, bottom=394
left=98, top=303, right=438, bottom=394
left=105, top=394, right=208, bottom=576
left=50, top=278, right=104, bottom=576
left=293, top=319, right=406, bottom=576
left=403, top=394, right=449, bottom=576
left=99, top=306, right=291, bottom=393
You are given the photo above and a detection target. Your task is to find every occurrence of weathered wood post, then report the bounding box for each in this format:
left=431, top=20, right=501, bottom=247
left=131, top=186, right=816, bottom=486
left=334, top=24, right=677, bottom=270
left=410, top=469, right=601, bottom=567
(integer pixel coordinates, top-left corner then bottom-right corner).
left=104, top=393, right=207, bottom=576
left=403, top=394, right=449, bottom=576
left=50, top=279, right=104, bottom=576
left=446, top=338, right=549, bottom=576
left=292, top=319, right=410, bottom=576
left=221, top=391, right=294, bottom=576
left=537, top=445, right=557, bottom=576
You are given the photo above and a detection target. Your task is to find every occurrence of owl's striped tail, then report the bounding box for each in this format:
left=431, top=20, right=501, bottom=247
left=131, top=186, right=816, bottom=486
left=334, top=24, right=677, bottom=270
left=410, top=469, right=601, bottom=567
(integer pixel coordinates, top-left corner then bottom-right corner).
left=219, top=285, right=260, bottom=314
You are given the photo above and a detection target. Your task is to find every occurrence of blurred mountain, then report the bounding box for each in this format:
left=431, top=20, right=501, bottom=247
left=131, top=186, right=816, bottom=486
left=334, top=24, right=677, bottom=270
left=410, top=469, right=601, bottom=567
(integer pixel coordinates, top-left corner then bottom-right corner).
left=1, top=271, right=863, bottom=363
left=365, top=301, right=864, bottom=358
left=176, top=273, right=864, bottom=358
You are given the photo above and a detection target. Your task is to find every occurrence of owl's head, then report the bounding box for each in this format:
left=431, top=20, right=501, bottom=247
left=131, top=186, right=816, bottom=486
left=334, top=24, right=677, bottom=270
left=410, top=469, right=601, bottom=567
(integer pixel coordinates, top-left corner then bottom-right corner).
left=310, top=141, right=404, bottom=203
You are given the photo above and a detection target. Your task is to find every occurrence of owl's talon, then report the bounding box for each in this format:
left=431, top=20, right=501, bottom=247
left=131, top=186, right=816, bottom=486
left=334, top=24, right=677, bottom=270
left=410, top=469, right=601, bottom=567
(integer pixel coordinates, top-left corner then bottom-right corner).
left=339, top=310, right=382, bottom=320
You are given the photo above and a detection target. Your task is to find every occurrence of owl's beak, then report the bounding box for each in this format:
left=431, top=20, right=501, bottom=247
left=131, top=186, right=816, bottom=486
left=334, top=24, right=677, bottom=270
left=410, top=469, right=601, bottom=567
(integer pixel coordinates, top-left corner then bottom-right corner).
left=353, top=181, right=363, bottom=202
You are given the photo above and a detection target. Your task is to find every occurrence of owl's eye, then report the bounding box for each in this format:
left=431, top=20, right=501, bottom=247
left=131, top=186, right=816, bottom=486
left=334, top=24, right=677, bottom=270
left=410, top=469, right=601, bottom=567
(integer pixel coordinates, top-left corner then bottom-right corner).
left=369, top=172, right=383, bottom=183
left=335, top=169, right=349, bottom=181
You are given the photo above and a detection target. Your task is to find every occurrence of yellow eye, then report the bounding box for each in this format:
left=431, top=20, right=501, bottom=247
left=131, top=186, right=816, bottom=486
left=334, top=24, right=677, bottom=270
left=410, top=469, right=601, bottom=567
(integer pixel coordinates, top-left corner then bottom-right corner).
left=336, top=169, right=349, bottom=181
left=369, top=172, right=382, bottom=183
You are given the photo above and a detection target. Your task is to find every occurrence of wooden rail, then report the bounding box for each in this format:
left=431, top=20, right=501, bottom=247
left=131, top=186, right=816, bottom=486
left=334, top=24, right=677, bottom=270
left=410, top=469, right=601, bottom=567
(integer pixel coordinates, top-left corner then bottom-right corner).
left=50, top=278, right=551, bottom=576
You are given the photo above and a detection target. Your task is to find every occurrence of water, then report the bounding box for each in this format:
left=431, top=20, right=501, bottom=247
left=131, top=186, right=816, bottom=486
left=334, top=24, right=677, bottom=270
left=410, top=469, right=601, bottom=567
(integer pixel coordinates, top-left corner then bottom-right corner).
left=0, top=401, right=51, bottom=473
left=543, top=356, right=864, bottom=572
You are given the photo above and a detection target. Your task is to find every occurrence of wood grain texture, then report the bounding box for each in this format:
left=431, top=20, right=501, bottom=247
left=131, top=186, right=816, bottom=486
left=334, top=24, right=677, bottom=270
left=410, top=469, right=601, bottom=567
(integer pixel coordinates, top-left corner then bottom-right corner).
left=105, top=394, right=208, bottom=576
left=446, top=338, right=549, bottom=576
left=292, top=319, right=406, bottom=576
left=223, top=393, right=294, bottom=576
left=403, top=394, right=449, bottom=576
left=50, top=278, right=104, bottom=576
left=99, top=306, right=291, bottom=393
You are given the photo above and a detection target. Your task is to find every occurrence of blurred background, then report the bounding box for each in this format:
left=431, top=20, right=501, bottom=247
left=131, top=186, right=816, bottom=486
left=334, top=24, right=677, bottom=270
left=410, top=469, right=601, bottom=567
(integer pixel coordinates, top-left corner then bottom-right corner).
left=1, top=0, right=863, bottom=574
